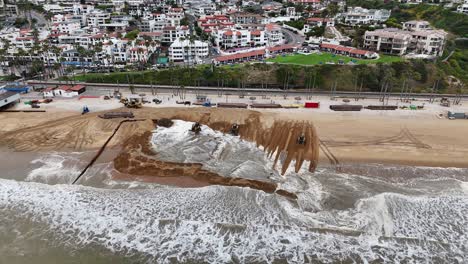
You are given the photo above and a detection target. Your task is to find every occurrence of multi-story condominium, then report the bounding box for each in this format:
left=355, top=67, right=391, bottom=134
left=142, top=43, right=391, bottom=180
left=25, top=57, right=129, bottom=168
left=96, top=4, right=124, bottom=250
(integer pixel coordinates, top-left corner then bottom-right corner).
left=192, top=3, right=217, bottom=17
left=168, top=38, right=209, bottom=62
left=108, top=39, right=129, bottom=63
left=138, top=32, right=163, bottom=42
left=264, top=23, right=283, bottom=46
left=229, top=12, right=263, bottom=25
left=212, top=29, right=267, bottom=50
left=457, top=0, right=468, bottom=14
left=288, top=0, right=321, bottom=9
left=87, top=11, right=110, bottom=27
left=344, top=7, right=391, bottom=25
left=128, top=42, right=159, bottom=63
left=72, top=3, right=95, bottom=15
left=162, top=26, right=190, bottom=43
left=197, top=15, right=234, bottom=33
left=364, top=27, right=447, bottom=56
left=52, top=21, right=81, bottom=34
left=57, top=35, right=92, bottom=48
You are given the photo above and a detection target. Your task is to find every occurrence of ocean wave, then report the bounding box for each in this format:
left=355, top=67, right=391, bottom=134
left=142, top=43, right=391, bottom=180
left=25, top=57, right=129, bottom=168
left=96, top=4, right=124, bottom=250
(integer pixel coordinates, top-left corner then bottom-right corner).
left=0, top=179, right=466, bottom=263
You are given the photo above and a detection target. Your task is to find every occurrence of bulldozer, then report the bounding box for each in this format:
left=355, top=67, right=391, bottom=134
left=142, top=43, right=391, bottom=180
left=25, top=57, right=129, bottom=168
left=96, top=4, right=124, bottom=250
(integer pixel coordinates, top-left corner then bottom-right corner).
left=297, top=133, right=306, bottom=145
left=440, top=97, right=450, bottom=107
left=230, top=123, right=239, bottom=136
left=191, top=122, right=201, bottom=134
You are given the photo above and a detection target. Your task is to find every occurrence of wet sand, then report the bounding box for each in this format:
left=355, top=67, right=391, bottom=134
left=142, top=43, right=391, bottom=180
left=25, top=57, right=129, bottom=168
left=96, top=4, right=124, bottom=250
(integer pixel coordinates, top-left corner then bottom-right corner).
left=1, top=107, right=468, bottom=188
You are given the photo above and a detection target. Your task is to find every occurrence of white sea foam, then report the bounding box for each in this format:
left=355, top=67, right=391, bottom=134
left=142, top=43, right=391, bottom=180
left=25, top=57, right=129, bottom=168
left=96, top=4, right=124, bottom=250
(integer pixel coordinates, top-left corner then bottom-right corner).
left=0, top=178, right=466, bottom=263
left=151, top=120, right=279, bottom=181
left=26, top=153, right=81, bottom=184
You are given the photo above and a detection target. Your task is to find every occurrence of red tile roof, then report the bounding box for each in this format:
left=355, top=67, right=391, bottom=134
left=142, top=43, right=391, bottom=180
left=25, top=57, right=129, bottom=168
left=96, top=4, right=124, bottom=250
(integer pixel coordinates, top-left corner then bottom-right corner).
left=215, top=49, right=265, bottom=62
left=268, top=44, right=296, bottom=52
left=69, top=85, right=85, bottom=91
left=57, top=85, right=73, bottom=91
left=251, top=30, right=261, bottom=36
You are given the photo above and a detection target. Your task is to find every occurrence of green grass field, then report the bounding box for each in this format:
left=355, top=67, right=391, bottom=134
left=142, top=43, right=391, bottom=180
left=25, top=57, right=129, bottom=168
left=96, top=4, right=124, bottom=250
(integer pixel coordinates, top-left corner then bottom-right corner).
left=266, top=53, right=403, bottom=65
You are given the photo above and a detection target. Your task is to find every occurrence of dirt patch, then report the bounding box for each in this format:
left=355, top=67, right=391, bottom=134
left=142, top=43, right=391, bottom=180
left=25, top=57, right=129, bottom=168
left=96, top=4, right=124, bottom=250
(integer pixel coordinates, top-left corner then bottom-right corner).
left=154, top=118, right=173, bottom=128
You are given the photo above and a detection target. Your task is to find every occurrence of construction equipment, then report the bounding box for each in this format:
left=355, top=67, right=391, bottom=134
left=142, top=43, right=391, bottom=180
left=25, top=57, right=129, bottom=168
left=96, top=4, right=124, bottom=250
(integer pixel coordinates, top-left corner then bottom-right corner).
left=230, top=123, right=239, bottom=136
left=124, top=101, right=142, bottom=108
left=82, top=106, right=90, bottom=114
left=191, top=122, right=201, bottom=134
left=440, top=97, right=450, bottom=107
left=297, top=133, right=306, bottom=145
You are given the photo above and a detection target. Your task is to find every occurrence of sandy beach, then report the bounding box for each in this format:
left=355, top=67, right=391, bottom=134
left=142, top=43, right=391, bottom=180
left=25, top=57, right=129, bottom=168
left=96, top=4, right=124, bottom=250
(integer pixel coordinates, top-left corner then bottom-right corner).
left=1, top=96, right=468, bottom=169
left=2, top=95, right=468, bottom=263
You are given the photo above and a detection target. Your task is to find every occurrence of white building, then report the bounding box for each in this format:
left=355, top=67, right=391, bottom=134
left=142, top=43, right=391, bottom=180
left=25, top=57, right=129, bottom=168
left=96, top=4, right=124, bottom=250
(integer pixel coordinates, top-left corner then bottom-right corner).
left=213, top=29, right=266, bottom=50
left=304, top=18, right=335, bottom=33
left=344, top=7, right=391, bottom=25
left=457, top=0, right=468, bottom=14
left=264, top=23, right=283, bottom=47
left=403, top=20, right=432, bottom=31
left=168, top=38, right=209, bottom=62
left=53, top=21, right=81, bottom=34
left=87, top=11, right=110, bottom=27
left=162, top=26, right=190, bottom=43
left=364, top=27, right=447, bottom=56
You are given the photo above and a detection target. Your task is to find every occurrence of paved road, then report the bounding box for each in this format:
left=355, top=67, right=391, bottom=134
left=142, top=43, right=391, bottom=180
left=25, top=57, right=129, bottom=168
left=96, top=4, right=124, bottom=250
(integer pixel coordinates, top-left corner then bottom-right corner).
left=281, top=27, right=304, bottom=45
left=27, top=80, right=468, bottom=99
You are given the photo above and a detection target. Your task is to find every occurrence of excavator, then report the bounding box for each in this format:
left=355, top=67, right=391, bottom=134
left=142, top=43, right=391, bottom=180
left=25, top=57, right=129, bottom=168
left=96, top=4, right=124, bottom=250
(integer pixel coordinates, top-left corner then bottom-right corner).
left=230, top=123, right=239, bottom=136
left=121, top=98, right=142, bottom=108
left=297, top=133, right=306, bottom=145
left=191, top=122, right=201, bottom=134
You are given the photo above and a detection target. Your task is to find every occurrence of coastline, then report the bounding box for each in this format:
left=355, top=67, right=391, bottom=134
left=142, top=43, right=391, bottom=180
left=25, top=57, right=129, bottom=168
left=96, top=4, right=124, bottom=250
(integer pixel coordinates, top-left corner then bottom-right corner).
left=1, top=106, right=468, bottom=188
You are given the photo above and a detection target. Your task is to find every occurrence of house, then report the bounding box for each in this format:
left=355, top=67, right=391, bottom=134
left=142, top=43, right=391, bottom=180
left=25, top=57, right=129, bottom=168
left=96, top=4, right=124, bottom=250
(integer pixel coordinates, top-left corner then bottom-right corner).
left=320, top=43, right=378, bottom=59
left=344, top=7, right=391, bottom=25
left=52, top=85, right=86, bottom=97
left=304, top=18, right=335, bottom=33
left=43, top=87, right=56, bottom=97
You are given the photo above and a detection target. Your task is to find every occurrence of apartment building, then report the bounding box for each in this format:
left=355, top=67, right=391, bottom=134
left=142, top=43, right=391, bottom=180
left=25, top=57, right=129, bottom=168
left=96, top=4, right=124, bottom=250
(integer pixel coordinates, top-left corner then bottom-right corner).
left=344, top=7, right=391, bottom=25
left=162, top=26, right=190, bottom=43
left=264, top=23, right=283, bottom=46
left=213, top=29, right=266, bottom=49
left=52, top=21, right=81, bottom=34
left=364, top=27, right=447, bottom=56
left=168, top=38, right=209, bottom=62
left=230, top=12, right=263, bottom=24
left=87, top=11, right=110, bottom=27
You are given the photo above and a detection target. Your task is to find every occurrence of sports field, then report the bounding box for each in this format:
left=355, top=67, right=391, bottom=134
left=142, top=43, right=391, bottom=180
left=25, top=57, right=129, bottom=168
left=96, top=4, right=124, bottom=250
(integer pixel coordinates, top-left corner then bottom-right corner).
left=266, top=53, right=403, bottom=65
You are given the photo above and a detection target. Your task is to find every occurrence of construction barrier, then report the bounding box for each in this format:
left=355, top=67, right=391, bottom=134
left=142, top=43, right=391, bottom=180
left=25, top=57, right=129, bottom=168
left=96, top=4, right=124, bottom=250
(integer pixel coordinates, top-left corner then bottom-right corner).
left=304, top=102, right=320, bottom=108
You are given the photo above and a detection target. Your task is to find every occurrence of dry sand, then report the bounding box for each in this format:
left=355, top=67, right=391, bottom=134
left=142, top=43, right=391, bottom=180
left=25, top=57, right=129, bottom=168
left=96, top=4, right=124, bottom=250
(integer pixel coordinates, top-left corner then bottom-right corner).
left=1, top=105, right=467, bottom=174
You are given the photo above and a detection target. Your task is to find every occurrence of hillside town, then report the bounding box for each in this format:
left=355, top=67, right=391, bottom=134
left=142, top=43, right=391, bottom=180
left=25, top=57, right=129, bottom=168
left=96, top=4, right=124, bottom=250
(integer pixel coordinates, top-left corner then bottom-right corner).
left=0, top=0, right=462, bottom=79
